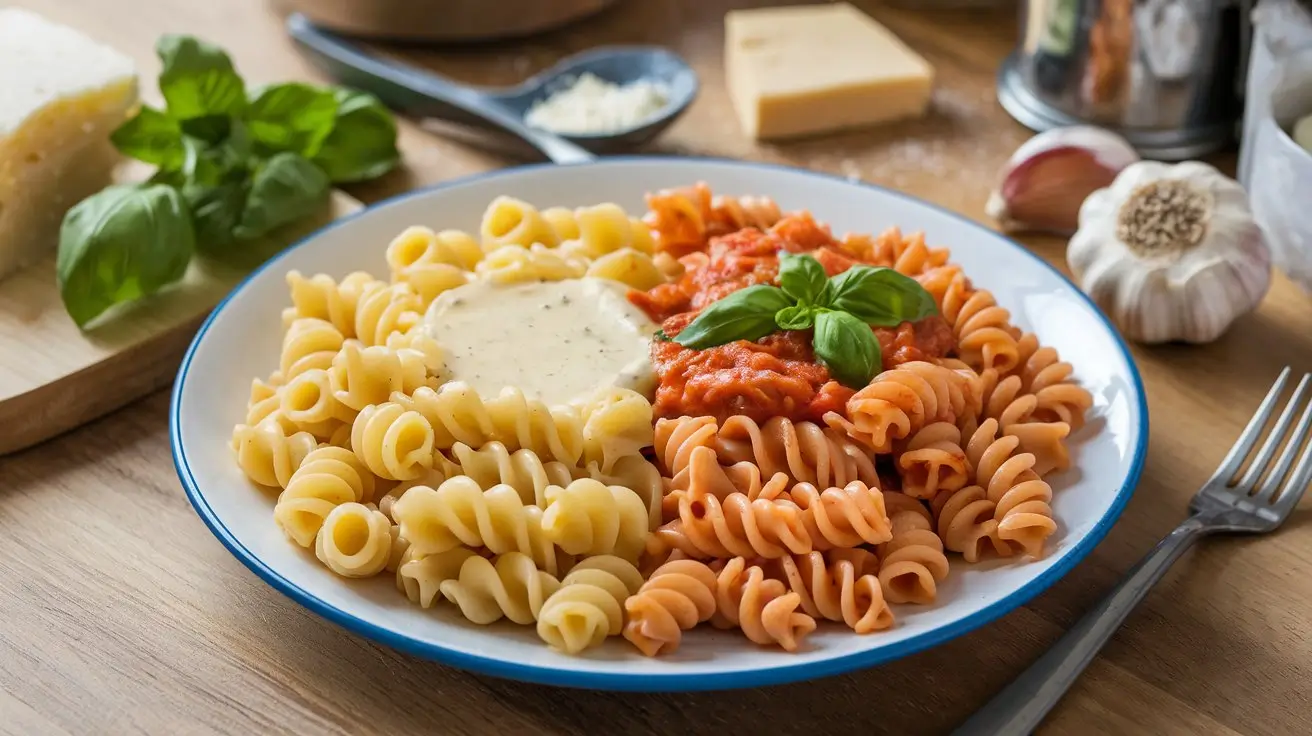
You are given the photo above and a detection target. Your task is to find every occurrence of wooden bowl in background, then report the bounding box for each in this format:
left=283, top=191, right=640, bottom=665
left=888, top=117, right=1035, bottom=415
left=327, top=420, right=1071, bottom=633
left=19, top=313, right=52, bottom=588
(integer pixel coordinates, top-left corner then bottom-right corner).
left=274, top=0, right=619, bottom=42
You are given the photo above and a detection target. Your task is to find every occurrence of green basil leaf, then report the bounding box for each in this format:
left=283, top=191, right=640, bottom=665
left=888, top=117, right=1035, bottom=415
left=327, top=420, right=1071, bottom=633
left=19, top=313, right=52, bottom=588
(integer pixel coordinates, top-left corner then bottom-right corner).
left=775, top=304, right=821, bottom=331
left=234, top=152, right=330, bottom=240
left=157, top=35, right=246, bottom=120
left=673, top=285, right=793, bottom=349
left=185, top=182, right=248, bottom=254
left=110, top=106, right=185, bottom=169
left=829, top=265, right=939, bottom=326
left=57, top=185, right=196, bottom=328
left=778, top=251, right=832, bottom=305
left=245, top=83, right=340, bottom=157
left=311, top=89, right=400, bottom=183
left=179, top=114, right=232, bottom=144
left=813, top=310, right=881, bottom=389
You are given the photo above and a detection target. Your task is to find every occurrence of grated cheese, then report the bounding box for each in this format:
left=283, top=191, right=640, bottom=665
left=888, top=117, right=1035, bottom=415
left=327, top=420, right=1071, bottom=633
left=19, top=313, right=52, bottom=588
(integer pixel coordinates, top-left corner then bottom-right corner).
left=524, top=73, right=670, bottom=135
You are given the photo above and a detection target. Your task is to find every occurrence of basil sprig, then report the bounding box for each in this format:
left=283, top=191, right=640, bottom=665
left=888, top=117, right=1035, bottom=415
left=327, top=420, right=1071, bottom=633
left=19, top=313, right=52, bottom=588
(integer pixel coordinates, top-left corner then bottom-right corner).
left=672, top=252, right=939, bottom=388
left=59, top=34, right=400, bottom=328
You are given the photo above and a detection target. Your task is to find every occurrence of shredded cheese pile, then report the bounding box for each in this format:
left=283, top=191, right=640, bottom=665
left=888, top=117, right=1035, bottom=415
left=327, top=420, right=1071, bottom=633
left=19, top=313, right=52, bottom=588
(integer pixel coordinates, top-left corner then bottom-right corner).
left=525, top=73, right=669, bottom=135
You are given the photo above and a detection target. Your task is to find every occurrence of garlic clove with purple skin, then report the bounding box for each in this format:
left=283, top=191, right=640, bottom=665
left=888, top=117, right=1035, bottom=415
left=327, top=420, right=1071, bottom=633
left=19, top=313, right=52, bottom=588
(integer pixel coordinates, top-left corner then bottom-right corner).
left=986, top=126, right=1140, bottom=235
left=1067, top=161, right=1271, bottom=345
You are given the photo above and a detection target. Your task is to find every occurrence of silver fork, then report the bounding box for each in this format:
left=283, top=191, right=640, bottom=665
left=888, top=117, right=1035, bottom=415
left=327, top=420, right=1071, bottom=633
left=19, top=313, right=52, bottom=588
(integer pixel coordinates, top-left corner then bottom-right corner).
left=955, top=367, right=1312, bottom=736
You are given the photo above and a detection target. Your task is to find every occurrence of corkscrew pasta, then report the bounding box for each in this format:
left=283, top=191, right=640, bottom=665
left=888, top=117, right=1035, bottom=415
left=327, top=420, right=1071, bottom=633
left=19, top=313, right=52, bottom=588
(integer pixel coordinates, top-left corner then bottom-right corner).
left=230, top=183, right=1094, bottom=657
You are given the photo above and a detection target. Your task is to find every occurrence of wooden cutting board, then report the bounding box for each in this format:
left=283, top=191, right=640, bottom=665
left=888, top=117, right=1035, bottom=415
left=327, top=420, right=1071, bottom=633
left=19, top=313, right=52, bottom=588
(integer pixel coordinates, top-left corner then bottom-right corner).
left=0, top=169, right=362, bottom=456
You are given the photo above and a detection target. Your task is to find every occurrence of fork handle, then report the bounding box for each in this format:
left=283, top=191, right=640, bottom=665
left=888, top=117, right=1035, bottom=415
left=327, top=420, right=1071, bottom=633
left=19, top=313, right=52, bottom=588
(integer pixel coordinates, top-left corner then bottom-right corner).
left=953, top=517, right=1210, bottom=736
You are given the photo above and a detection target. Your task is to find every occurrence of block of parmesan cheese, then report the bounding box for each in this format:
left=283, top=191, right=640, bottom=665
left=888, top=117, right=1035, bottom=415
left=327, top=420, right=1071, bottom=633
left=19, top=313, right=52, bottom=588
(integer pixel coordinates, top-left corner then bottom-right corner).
left=724, top=3, right=934, bottom=140
left=0, top=9, right=137, bottom=281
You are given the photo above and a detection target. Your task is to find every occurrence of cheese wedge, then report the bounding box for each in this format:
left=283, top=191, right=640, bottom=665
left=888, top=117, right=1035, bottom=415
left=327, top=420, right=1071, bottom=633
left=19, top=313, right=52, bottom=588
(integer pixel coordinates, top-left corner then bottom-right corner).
left=0, top=9, right=138, bottom=281
left=724, top=3, right=934, bottom=140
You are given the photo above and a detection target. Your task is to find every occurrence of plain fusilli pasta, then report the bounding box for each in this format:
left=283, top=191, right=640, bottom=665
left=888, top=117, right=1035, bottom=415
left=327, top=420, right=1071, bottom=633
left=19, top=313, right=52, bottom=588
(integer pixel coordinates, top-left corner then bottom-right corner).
left=439, top=552, right=562, bottom=625
left=275, top=446, right=376, bottom=547
left=315, top=502, right=393, bottom=578
left=537, top=555, right=644, bottom=654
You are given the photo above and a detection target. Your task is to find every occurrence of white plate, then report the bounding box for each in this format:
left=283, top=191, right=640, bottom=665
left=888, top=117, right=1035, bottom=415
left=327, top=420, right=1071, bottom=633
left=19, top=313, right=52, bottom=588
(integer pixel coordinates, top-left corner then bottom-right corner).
left=171, top=158, right=1148, bottom=691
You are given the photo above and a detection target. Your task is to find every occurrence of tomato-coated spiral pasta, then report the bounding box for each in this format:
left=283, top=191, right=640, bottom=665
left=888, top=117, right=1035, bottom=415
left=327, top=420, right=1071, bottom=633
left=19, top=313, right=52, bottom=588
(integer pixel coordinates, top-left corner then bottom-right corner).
left=623, top=559, right=719, bottom=656
left=662, top=446, right=791, bottom=519
left=540, top=478, right=649, bottom=562
left=845, top=227, right=950, bottom=276
left=930, top=485, right=1008, bottom=563
left=397, top=547, right=480, bottom=608
left=537, top=555, right=644, bottom=654
left=878, top=492, right=950, bottom=604
left=653, top=415, right=876, bottom=490
left=771, top=549, right=894, bottom=634
left=970, top=367, right=1073, bottom=476
left=1012, top=333, right=1094, bottom=430
left=931, top=266, right=1021, bottom=374
left=315, top=502, right=393, bottom=578
left=713, top=557, right=816, bottom=652
left=971, top=367, right=1034, bottom=431
left=825, top=361, right=974, bottom=453
left=644, top=182, right=782, bottom=258
left=439, top=552, right=563, bottom=625
left=964, top=418, right=1056, bottom=557
left=350, top=402, right=435, bottom=481
left=788, top=481, right=893, bottom=550
left=653, top=486, right=812, bottom=560
left=897, top=421, right=970, bottom=499
left=231, top=416, right=317, bottom=489
left=714, top=415, right=880, bottom=489
left=275, top=446, right=376, bottom=547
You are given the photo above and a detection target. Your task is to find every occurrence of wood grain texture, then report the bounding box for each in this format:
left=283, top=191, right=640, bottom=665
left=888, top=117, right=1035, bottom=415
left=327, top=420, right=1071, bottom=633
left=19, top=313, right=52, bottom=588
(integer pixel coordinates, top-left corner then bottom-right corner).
left=2, top=1, right=1310, bottom=735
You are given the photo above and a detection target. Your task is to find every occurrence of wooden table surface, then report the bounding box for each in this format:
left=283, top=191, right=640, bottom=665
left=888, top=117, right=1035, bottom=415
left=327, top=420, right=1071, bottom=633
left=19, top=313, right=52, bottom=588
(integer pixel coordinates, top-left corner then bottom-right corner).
left=3, top=1, right=1310, bottom=734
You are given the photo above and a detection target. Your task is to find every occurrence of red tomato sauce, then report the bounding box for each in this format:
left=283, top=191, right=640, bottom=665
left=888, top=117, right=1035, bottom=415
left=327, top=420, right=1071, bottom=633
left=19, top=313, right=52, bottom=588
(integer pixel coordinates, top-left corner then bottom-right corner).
left=632, top=214, right=954, bottom=423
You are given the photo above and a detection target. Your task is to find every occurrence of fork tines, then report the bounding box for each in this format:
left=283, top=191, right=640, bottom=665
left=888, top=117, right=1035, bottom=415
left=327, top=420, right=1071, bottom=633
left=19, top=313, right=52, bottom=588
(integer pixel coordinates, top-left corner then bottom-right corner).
left=1207, top=367, right=1312, bottom=518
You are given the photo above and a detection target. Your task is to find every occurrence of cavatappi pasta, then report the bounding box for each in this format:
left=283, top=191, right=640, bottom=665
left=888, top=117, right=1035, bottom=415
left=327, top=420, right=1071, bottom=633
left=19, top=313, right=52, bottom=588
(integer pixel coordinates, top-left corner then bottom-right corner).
left=230, top=183, right=1094, bottom=657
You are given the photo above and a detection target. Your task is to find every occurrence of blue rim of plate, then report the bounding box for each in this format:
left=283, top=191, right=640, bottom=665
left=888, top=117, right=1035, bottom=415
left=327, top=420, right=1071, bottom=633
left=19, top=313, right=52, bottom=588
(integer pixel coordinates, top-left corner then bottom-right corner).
left=171, top=156, right=1149, bottom=692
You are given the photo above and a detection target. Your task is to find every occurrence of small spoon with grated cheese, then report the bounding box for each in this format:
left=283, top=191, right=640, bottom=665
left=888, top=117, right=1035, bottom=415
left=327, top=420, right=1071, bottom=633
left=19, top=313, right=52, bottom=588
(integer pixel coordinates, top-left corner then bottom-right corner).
left=287, top=14, right=698, bottom=162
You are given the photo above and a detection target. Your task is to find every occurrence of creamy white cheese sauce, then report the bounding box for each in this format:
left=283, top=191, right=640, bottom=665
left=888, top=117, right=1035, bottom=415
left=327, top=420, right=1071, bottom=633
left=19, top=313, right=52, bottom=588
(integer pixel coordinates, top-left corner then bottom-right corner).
left=422, top=277, right=659, bottom=405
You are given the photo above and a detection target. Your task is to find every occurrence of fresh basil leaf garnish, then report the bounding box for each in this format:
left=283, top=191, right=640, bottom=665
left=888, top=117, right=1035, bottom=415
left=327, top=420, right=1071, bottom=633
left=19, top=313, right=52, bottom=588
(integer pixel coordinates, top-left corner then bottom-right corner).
left=813, top=310, right=881, bottom=389
left=778, top=251, right=832, bottom=306
left=673, top=285, right=794, bottom=349
left=829, top=265, right=939, bottom=326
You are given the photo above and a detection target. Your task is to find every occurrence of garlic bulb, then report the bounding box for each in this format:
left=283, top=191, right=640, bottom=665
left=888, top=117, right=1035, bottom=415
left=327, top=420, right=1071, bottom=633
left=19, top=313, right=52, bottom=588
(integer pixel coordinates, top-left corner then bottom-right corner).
left=1068, top=161, right=1271, bottom=344
left=987, top=126, right=1140, bottom=235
